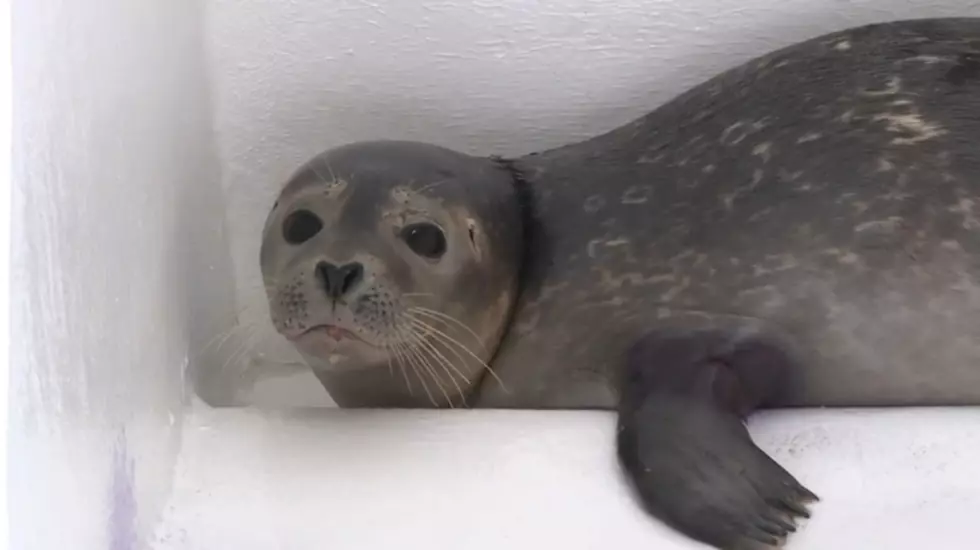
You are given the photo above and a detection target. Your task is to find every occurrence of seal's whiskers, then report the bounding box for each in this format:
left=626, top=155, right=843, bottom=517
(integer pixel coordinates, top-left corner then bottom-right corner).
left=199, top=322, right=242, bottom=358
left=310, top=161, right=339, bottom=186
left=237, top=277, right=282, bottom=295
left=403, top=314, right=509, bottom=393
left=395, top=340, right=440, bottom=407
left=400, top=315, right=473, bottom=385
left=409, top=306, right=489, bottom=355
left=198, top=296, right=274, bottom=357
left=404, top=338, right=456, bottom=407
left=402, top=326, right=470, bottom=407
left=217, top=325, right=264, bottom=375
left=197, top=281, right=290, bottom=374
left=387, top=343, right=415, bottom=397
left=393, top=340, right=435, bottom=405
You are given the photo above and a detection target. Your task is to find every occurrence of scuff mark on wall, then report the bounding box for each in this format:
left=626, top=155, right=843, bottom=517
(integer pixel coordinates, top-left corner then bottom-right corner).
left=109, top=429, right=138, bottom=550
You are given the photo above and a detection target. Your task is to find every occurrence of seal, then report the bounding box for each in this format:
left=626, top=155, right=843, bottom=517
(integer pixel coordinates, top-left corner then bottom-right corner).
left=260, top=17, right=980, bottom=549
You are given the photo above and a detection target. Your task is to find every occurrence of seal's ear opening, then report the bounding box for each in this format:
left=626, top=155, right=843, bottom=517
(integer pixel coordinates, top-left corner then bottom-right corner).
left=465, top=217, right=484, bottom=262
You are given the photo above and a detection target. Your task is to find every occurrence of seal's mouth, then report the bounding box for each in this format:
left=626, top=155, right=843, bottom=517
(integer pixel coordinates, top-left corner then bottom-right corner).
left=290, top=324, right=373, bottom=347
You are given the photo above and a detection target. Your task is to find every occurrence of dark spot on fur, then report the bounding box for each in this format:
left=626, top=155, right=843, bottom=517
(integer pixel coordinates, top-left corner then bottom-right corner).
left=945, top=53, right=980, bottom=85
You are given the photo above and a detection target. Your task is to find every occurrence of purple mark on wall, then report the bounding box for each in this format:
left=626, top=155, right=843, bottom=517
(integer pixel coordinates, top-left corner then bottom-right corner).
left=109, top=428, right=138, bottom=550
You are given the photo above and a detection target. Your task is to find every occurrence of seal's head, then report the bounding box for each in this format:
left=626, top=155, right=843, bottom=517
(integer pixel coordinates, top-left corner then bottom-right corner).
left=260, top=140, right=523, bottom=407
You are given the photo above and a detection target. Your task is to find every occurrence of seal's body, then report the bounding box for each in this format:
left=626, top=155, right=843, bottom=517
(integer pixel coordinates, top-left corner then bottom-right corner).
left=483, top=17, right=980, bottom=411
left=260, top=18, right=980, bottom=549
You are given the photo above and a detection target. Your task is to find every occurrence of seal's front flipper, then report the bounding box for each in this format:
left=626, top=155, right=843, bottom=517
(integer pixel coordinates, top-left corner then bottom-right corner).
left=615, top=329, right=817, bottom=550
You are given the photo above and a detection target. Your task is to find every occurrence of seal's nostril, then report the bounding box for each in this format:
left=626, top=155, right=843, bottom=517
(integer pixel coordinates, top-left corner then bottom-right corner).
left=314, top=261, right=335, bottom=296
left=341, top=262, right=364, bottom=294
left=316, top=261, right=364, bottom=299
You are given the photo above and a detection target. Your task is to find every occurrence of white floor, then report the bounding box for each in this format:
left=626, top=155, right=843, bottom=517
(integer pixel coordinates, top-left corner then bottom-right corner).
left=152, top=405, right=980, bottom=550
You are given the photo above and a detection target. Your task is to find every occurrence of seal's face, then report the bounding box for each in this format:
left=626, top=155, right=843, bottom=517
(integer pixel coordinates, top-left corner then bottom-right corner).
left=260, top=141, right=523, bottom=403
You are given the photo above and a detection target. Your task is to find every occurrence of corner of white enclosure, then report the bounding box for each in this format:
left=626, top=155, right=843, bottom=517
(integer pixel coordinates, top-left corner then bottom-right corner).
left=8, top=1, right=236, bottom=549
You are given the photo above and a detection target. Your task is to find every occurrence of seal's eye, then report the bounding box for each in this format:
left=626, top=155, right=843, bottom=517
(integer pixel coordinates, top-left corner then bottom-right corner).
left=400, top=222, right=447, bottom=259
left=282, top=209, right=323, bottom=244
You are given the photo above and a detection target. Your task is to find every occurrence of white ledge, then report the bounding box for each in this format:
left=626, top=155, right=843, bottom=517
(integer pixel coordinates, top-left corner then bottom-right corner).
left=153, top=406, right=980, bottom=550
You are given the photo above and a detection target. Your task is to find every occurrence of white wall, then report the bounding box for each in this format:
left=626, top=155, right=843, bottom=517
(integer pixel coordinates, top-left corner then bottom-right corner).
left=205, top=0, right=980, bottom=408
left=9, top=1, right=234, bottom=549
left=1, top=2, right=13, bottom=548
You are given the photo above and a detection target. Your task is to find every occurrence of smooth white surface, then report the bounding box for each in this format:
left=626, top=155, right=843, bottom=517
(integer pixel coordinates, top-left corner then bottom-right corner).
left=9, top=1, right=233, bottom=549
left=1, top=0, right=12, bottom=547
left=204, top=0, right=980, bottom=407
left=154, top=407, right=980, bottom=550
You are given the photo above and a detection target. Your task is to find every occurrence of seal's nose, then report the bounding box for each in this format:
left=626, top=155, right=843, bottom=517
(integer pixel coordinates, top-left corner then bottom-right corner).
left=315, top=261, right=364, bottom=299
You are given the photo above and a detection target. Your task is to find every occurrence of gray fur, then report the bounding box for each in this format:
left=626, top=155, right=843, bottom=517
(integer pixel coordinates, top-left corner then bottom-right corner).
left=261, top=17, right=980, bottom=409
